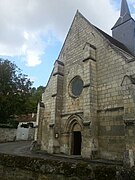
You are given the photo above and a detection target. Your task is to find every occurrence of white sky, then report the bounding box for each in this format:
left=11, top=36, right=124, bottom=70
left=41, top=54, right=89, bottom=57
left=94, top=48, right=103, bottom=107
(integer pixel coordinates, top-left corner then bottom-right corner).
left=0, top=0, right=120, bottom=67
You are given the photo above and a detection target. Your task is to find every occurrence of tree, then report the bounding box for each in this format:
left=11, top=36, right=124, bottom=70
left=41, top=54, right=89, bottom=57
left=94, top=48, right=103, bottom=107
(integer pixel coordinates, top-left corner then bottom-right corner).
left=27, top=86, right=45, bottom=113
left=0, top=59, right=32, bottom=123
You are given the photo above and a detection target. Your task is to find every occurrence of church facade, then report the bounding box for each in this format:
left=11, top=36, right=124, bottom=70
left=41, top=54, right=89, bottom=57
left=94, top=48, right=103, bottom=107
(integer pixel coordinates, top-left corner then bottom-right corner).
left=36, top=0, right=135, bottom=161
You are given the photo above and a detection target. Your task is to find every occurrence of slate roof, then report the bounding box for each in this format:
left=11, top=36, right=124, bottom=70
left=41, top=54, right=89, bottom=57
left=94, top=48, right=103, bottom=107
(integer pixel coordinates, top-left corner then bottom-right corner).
left=112, top=0, right=132, bottom=30
left=111, top=15, right=133, bottom=30
left=94, top=26, right=133, bottom=56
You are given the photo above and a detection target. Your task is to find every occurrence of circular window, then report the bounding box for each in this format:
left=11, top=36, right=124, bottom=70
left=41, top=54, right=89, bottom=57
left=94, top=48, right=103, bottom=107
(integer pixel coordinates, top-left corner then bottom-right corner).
left=69, top=76, right=83, bottom=97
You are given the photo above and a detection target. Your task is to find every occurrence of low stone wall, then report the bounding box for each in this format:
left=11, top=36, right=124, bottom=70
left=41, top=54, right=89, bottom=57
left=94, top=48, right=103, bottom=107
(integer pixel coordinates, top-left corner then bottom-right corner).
left=0, top=128, right=16, bottom=142
left=0, top=153, right=126, bottom=179
left=0, top=126, right=35, bottom=142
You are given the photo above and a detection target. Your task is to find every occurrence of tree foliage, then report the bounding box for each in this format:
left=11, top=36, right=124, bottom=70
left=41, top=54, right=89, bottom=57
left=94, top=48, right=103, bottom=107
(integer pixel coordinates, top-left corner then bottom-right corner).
left=0, top=59, right=32, bottom=123
left=27, top=86, right=45, bottom=113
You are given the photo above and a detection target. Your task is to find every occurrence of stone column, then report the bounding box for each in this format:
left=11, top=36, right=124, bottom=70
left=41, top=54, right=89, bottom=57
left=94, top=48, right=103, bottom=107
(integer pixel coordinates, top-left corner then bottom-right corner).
left=32, top=102, right=44, bottom=150
left=48, top=124, right=54, bottom=154
left=34, top=102, right=40, bottom=141
left=48, top=60, right=64, bottom=154
left=81, top=42, right=98, bottom=158
left=122, top=75, right=135, bottom=166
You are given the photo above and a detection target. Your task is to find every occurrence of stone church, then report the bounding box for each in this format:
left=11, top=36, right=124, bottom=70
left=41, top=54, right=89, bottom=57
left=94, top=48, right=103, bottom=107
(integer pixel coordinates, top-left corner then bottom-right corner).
left=36, top=0, right=135, bottom=162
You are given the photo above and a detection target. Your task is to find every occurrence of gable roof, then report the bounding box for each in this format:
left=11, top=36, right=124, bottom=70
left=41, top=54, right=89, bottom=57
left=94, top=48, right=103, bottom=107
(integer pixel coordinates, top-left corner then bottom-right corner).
left=56, top=11, right=135, bottom=68
left=77, top=11, right=133, bottom=56
left=15, top=114, right=36, bottom=122
left=57, top=10, right=133, bottom=62
left=45, top=11, right=134, bottom=89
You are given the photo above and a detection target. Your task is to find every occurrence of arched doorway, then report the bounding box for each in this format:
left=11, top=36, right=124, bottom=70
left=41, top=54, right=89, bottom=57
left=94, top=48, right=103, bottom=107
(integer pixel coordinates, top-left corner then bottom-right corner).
left=72, top=131, right=82, bottom=155
left=71, top=122, right=82, bottom=155
left=64, top=115, right=83, bottom=156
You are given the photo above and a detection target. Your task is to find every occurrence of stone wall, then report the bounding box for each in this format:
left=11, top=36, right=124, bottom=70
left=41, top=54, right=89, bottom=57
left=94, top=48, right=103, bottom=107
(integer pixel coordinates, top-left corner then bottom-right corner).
left=0, top=128, right=16, bottom=142
left=0, top=127, right=35, bottom=142
left=0, top=153, right=121, bottom=180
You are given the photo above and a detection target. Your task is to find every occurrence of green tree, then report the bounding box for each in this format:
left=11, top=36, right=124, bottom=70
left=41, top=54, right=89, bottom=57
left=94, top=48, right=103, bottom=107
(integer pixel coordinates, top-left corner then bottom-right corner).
left=0, top=59, right=32, bottom=123
left=27, top=86, right=45, bottom=113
